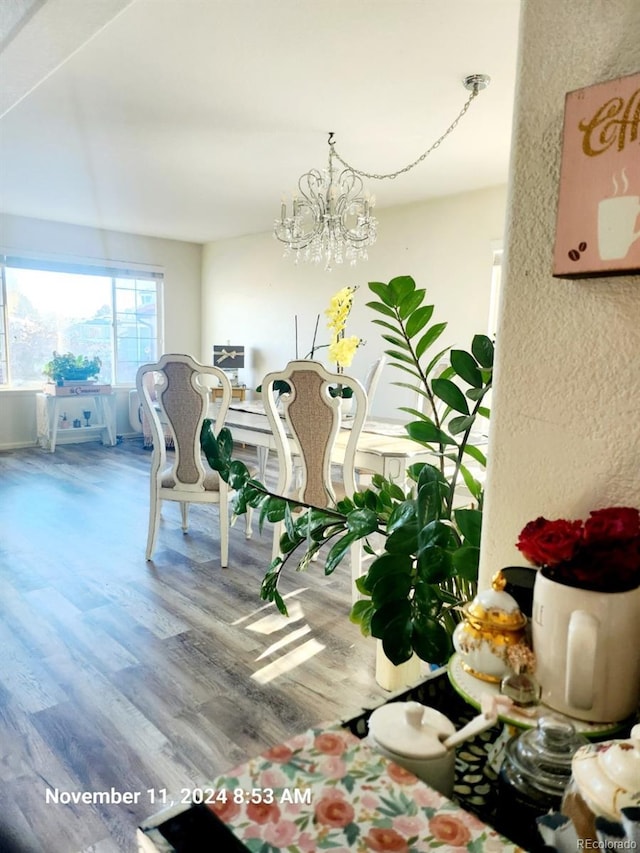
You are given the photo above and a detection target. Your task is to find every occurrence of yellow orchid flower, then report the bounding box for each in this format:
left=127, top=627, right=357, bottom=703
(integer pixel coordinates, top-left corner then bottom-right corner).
left=328, top=334, right=361, bottom=368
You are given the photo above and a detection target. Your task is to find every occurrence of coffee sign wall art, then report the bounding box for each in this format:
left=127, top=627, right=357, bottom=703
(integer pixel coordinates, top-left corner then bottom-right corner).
left=553, top=71, right=640, bottom=278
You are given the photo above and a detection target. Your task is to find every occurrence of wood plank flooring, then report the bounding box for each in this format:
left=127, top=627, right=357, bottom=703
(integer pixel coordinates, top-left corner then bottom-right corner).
left=0, top=440, right=387, bottom=853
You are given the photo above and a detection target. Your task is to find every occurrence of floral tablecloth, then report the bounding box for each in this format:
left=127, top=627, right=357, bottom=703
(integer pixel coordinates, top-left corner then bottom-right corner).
left=204, top=722, right=524, bottom=852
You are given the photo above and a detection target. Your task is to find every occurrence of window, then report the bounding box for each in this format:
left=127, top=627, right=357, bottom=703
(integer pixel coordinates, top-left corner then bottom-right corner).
left=0, top=256, right=163, bottom=386
left=488, top=243, right=503, bottom=339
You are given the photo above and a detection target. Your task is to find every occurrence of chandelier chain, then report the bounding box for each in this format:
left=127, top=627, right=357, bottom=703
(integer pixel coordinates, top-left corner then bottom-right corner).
left=330, top=86, right=479, bottom=181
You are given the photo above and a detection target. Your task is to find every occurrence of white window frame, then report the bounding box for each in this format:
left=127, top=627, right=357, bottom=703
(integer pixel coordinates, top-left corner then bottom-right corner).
left=0, top=252, right=164, bottom=387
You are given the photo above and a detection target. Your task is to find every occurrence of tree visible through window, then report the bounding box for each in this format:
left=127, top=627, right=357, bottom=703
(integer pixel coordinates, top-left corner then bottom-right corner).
left=0, top=257, right=162, bottom=387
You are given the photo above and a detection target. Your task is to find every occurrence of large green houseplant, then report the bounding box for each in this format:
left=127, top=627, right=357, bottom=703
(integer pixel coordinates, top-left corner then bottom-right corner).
left=202, top=275, right=493, bottom=665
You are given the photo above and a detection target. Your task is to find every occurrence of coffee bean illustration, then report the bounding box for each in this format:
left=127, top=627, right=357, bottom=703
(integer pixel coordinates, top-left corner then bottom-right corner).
left=578, top=242, right=587, bottom=252
left=568, top=249, right=580, bottom=261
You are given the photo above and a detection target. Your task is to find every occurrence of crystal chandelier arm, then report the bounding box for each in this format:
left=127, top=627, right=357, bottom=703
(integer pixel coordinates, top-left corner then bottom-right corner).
left=330, top=76, right=486, bottom=181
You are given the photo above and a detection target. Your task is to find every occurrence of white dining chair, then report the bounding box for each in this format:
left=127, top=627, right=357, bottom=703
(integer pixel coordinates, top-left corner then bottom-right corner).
left=261, top=359, right=368, bottom=599
left=136, top=353, right=252, bottom=566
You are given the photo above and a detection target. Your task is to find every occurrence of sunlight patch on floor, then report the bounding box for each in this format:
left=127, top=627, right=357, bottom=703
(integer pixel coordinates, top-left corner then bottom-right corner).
left=230, top=587, right=308, bottom=627
left=255, top=625, right=312, bottom=661
left=251, top=639, right=326, bottom=685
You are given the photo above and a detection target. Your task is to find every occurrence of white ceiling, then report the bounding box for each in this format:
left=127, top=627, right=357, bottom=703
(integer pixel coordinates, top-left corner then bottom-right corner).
left=0, top=0, right=521, bottom=245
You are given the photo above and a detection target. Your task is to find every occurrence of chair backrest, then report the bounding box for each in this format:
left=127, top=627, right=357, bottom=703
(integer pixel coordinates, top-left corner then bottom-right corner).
left=261, top=359, right=368, bottom=507
left=363, top=355, right=386, bottom=407
left=136, top=354, right=231, bottom=489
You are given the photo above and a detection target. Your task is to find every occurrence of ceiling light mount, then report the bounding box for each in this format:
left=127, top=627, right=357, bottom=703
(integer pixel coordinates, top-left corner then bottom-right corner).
left=463, top=73, right=491, bottom=93
left=274, top=74, right=491, bottom=270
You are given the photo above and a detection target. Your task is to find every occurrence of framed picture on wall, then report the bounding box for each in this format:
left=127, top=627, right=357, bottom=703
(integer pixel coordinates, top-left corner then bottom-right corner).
left=553, top=71, right=640, bottom=278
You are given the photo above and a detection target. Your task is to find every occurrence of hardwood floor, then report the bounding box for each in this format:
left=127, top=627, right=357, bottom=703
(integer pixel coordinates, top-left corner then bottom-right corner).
left=0, top=440, right=387, bottom=853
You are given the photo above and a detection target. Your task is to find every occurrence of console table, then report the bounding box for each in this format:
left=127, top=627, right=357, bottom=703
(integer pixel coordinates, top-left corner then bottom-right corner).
left=36, top=392, right=117, bottom=452
left=210, top=385, right=246, bottom=402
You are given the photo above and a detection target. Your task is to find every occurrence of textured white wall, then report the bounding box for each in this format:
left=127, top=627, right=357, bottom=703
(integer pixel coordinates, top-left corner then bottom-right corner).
left=202, top=185, right=507, bottom=420
left=479, top=0, right=640, bottom=586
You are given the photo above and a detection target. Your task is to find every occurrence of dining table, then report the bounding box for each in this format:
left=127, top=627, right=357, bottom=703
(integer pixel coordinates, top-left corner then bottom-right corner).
left=220, top=400, right=466, bottom=485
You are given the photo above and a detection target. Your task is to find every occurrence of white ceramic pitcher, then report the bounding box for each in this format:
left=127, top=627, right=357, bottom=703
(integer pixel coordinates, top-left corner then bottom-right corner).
left=532, top=570, right=640, bottom=722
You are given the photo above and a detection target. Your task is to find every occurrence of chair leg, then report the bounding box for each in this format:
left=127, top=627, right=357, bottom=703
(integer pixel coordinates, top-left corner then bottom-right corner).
left=219, top=488, right=229, bottom=568
left=245, top=505, right=253, bottom=539
left=180, top=501, right=189, bottom=531
left=256, top=446, right=269, bottom=481
left=350, top=541, right=363, bottom=605
left=146, top=492, right=162, bottom=560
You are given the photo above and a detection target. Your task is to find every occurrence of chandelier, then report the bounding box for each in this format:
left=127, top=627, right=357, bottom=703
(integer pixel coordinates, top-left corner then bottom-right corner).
left=274, top=74, right=490, bottom=271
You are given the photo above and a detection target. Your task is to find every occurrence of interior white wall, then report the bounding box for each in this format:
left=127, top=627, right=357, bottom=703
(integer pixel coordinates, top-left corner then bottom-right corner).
left=202, top=185, right=507, bottom=420
left=479, top=0, right=640, bottom=587
left=0, top=213, right=202, bottom=448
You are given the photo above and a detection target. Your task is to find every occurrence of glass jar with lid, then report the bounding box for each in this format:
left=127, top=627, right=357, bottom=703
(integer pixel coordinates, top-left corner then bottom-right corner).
left=497, top=716, right=588, bottom=847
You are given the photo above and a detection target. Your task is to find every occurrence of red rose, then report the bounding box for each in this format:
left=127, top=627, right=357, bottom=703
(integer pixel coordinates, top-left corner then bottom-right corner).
left=584, top=507, right=640, bottom=544
left=428, top=814, right=471, bottom=847
left=314, top=792, right=354, bottom=828
left=516, top=517, right=583, bottom=566
left=364, top=827, right=409, bottom=852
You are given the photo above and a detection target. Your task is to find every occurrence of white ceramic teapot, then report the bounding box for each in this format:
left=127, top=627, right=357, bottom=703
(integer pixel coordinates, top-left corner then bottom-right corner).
left=366, top=700, right=499, bottom=797
left=453, top=570, right=528, bottom=682
left=561, top=724, right=640, bottom=841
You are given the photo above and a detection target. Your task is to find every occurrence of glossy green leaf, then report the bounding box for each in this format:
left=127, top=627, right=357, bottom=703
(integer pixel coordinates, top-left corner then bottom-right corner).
left=371, top=318, right=401, bottom=336
left=450, top=349, right=483, bottom=387
left=283, top=501, right=295, bottom=540
left=349, top=599, right=375, bottom=632
left=325, top=531, right=358, bottom=574
left=411, top=617, right=452, bottom=665
left=416, top=545, right=453, bottom=583
left=346, top=507, right=379, bottom=536
left=424, top=347, right=452, bottom=376
left=371, top=571, right=413, bottom=607
left=419, top=519, right=454, bottom=549
left=386, top=522, right=419, bottom=555
left=381, top=333, right=409, bottom=349
left=454, top=508, right=483, bottom=547
left=367, top=301, right=396, bottom=318
left=386, top=500, right=416, bottom=533
left=451, top=544, right=481, bottom=581
left=355, top=574, right=373, bottom=596
left=265, top=497, right=287, bottom=523
left=448, top=415, right=475, bottom=435
left=466, top=386, right=486, bottom=401
left=364, top=553, right=413, bottom=589
left=386, top=349, right=416, bottom=366
left=398, top=289, right=425, bottom=320
left=405, top=304, right=435, bottom=338
left=432, top=378, right=469, bottom=415
left=463, top=444, right=487, bottom=466
left=458, top=463, right=483, bottom=501
left=227, top=459, right=251, bottom=489
left=370, top=598, right=411, bottom=639
left=472, top=334, right=494, bottom=368
left=406, top=419, right=458, bottom=447
left=415, top=322, right=447, bottom=360
left=387, top=362, right=422, bottom=382
left=368, top=281, right=394, bottom=306
left=381, top=613, right=414, bottom=665
left=388, top=275, right=416, bottom=304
